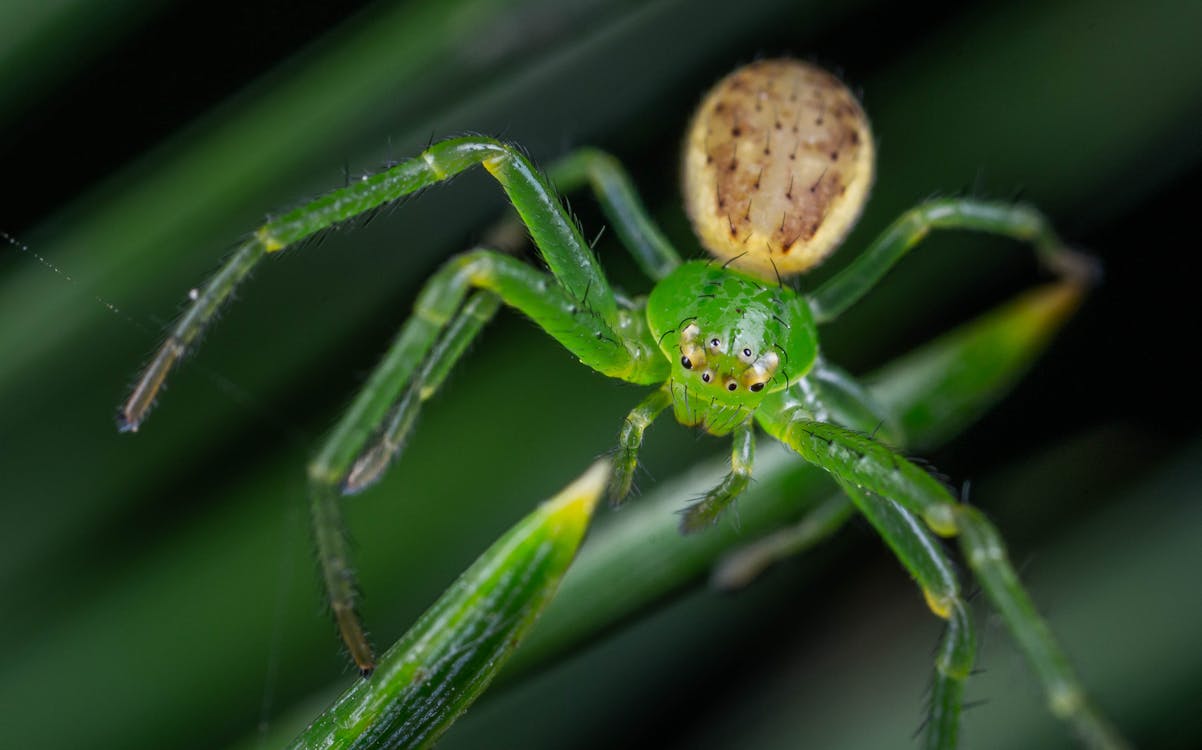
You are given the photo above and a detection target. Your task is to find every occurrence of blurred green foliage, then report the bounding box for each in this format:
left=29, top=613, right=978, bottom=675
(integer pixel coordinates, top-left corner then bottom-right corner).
left=2, top=0, right=1200, bottom=748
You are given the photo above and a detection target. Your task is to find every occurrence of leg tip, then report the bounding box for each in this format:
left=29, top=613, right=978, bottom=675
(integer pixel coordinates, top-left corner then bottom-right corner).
left=1048, top=247, right=1104, bottom=287
left=678, top=506, right=713, bottom=535
left=606, top=474, right=634, bottom=509
left=115, top=415, right=140, bottom=433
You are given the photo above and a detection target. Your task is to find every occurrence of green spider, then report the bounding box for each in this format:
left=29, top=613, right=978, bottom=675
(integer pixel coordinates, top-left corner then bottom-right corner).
left=120, top=59, right=1124, bottom=748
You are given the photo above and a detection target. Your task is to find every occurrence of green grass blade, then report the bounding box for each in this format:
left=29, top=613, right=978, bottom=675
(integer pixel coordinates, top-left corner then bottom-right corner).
left=287, top=460, right=607, bottom=750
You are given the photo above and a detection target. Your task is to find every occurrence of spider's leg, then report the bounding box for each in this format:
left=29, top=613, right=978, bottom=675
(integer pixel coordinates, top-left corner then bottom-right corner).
left=343, top=291, right=501, bottom=493
left=316, top=248, right=664, bottom=498
left=351, top=146, right=681, bottom=491
left=307, top=249, right=666, bottom=672
left=758, top=413, right=1130, bottom=749
left=547, top=148, right=683, bottom=281
left=679, top=421, right=755, bottom=534
left=809, top=198, right=1097, bottom=323
left=304, top=283, right=500, bottom=674
left=807, top=357, right=905, bottom=446
left=790, top=362, right=972, bottom=744
left=120, top=136, right=625, bottom=430
left=609, top=386, right=673, bottom=506
left=835, top=480, right=974, bottom=750
left=710, top=360, right=900, bottom=584
left=309, top=483, right=374, bottom=675
left=119, top=238, right=266, bottom=430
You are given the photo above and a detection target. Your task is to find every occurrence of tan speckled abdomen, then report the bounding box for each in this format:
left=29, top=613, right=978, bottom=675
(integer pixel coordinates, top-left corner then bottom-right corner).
left=682, top=59, right=874, bottom=280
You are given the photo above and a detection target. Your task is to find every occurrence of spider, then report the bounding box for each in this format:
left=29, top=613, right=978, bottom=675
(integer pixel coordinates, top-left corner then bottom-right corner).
left=120, top=59, right=1124, bottom=748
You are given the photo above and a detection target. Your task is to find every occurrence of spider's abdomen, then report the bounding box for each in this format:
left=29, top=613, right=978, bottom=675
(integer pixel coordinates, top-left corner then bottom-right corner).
left=682, top=59, right=874, bottom=281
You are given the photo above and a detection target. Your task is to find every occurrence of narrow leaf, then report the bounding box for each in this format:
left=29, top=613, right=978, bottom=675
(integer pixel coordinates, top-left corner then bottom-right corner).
left=288, top=460, right=609, bottom=750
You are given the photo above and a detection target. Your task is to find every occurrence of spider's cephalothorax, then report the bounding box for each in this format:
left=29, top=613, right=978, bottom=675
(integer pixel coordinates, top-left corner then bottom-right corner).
left=646, top=260, right=816, bottom=435
left=120, top=54, right=1125, bottom=748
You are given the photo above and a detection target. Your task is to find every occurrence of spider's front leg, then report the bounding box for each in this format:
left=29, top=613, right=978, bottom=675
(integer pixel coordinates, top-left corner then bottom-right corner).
left=119, top=136, right=677, bottom=673
left=347, top=144, right=686, bottom=495
left=119, top=136, right=627, bottom=431
left=757, top=408, right=1130, bottom=749
left=307, top=247, right=665, bottom=674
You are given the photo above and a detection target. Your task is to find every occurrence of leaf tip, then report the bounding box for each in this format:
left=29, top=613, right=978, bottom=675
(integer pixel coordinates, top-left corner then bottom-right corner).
left=1003, top=278, right=1088, bottom=349
left=544, top=459, right=611, bottom=527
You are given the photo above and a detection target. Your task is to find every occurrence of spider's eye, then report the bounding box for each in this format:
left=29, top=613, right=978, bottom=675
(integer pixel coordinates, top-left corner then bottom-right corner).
left=709, top=338, right=721, bottom=350
left=727, top=381, right=737, bottom=391
left=701, top=372, right=712, bottom=383
left=743, top=348, right=752, bottom=357
left=681, top=356, right=693, bottom=370
left=749, top=382, right=765, bottom=392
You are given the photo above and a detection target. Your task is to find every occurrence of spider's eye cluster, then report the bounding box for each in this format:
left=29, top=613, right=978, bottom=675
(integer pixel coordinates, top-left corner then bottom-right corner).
left=677, top=321, right=779, bottom=394
left=681, top=58, right=875, bottom=281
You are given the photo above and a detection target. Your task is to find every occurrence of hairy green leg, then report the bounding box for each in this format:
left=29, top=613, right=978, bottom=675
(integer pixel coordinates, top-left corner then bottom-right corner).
left=308, top=282, right=503, bottom=675
left=343, top=291, right=502, bottom=493
left=757, top=412, right=1129, bottom=749
left=307, top=248, right=665, bottom=673
left=309, top=484, right=373, bottom=675
left=119, top=136, right=621, bottom=431
left=956, top=506, right=1129, bottom=749
left=707, top=363, right=903, bottom=584
left=679, top=421, right=756, bottom=534
left=807, top=357, right=906, bottom=446
left=346, top=145, right=682, bottom=494
left=609, top=386, right=673, bottom=506
left=836, top=480, right=974, bottom=750
left=546, top=147, right=682, bottom=281
left=765, top=367, right=972, bottom=746
left=119, top=238, right=264, bottom=430
left=809, top=198, right=1096, bottom=323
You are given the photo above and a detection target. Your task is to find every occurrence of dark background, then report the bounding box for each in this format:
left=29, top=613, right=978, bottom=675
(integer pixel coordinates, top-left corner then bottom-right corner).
left=2, top=0, right=1200, bottom=748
